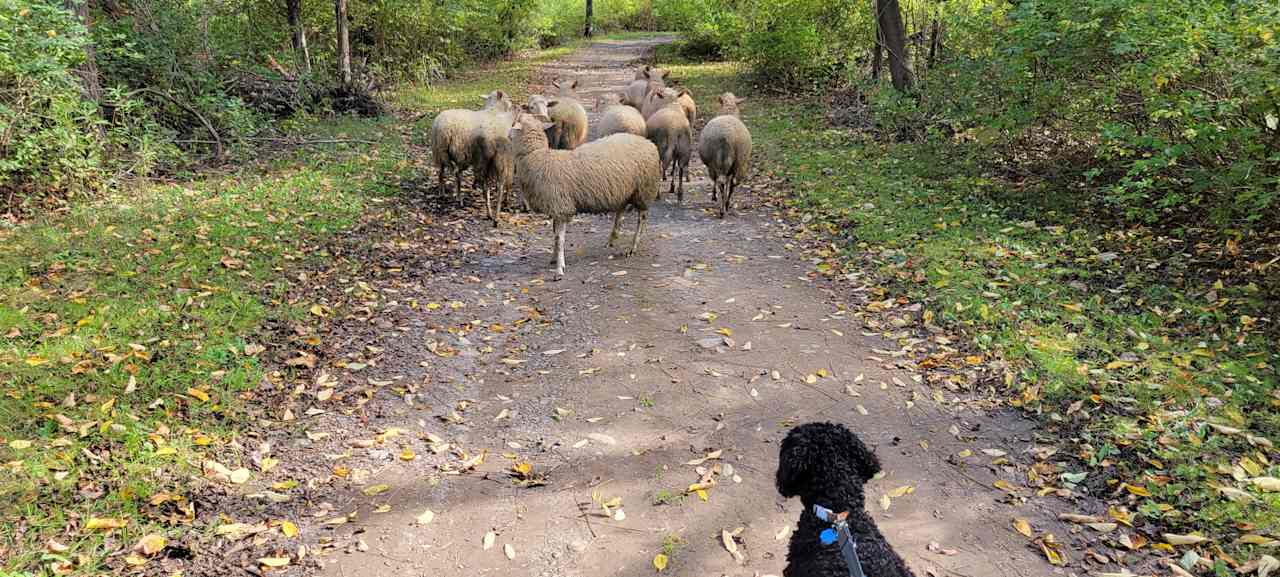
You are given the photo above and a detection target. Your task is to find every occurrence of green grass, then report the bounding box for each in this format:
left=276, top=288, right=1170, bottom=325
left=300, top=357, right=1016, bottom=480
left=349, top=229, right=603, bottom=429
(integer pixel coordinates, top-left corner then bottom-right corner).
left=0, top=41, right=584, bottom=574
left=653, top=43, right=1280, bottom=554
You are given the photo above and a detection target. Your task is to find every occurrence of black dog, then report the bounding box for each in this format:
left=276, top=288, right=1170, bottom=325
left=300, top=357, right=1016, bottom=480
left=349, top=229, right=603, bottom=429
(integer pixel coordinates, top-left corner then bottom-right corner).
left=777, top=422, right=917, bottom=577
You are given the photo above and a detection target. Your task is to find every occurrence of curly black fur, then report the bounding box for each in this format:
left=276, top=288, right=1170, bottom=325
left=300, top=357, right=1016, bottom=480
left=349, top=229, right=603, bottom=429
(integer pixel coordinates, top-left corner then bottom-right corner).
left=777, top=422, right=916, bottom=577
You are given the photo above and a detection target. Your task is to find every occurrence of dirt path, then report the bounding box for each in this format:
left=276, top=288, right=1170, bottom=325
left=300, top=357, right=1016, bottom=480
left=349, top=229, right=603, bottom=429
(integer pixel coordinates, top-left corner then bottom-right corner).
left=284, top=37, right=1074, bottom=577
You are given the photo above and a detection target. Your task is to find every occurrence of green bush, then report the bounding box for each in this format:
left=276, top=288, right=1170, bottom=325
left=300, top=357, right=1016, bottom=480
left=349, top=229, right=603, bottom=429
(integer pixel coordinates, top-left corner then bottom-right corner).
left=0, top=0, right=103, bottom=198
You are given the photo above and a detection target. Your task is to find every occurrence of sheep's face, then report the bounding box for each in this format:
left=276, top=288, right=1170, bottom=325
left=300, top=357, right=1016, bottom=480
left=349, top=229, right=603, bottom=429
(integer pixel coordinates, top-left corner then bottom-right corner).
left=482, top=90, right=514, bottom=112
left=552, top=79, right=580, bottom=97
left=643, top=67, right=671, bottom=83
left=525, top=95, right=551, bottom=118
left=718, top=93, right=745, bottom=115
left=509, top=113, right=554, bottom=153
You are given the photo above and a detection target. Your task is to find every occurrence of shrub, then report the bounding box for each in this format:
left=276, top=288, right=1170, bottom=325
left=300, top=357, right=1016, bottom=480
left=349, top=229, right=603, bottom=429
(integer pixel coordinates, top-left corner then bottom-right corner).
left=0, top=0, right=104, bottom=199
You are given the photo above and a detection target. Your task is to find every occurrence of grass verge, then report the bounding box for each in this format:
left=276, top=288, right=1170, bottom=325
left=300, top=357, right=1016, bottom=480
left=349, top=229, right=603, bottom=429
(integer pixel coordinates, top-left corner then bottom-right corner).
left=654, top=41, right=1279, bottom=560
left=0, top=40, right=580, bottom=574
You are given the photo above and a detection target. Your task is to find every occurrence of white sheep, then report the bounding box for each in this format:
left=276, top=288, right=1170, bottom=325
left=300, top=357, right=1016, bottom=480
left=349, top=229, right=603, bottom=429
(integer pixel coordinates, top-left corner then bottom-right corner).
left=698, top=93, right=752, bottom=218
left=634, top=65, right=670, bottom=81
left=642, top=86, right=696, bottom=127
left=623, top=75, right=665, bottom=111
left=593, top=93, right=647, bottom=139
left=430, top=90, right=514, bottom=200
left=470, top=109, right=516, bottom=225
left=544, top=79, right=588, bottom=150
left=509, top=112, right=661, bottom=277
left=643, top=88, right=693, bottom=202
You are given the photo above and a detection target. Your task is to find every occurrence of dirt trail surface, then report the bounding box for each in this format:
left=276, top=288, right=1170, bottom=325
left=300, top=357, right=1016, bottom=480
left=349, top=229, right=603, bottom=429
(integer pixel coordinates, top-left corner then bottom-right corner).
left=265, top=37, right=1077, bottom=577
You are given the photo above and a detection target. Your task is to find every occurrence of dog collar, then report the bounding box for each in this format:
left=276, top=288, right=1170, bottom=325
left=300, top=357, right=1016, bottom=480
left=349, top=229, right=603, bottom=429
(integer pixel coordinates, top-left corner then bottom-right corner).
left=814, top=504, right=867, bottom=577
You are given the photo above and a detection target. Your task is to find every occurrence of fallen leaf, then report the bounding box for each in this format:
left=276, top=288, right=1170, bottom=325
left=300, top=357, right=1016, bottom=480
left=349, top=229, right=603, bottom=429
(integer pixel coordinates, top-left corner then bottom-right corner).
left=84, top=518, right=127, bottom=531
left=776, top=526, right=791, bottom=541
left=483, top=531, right=496, bottom=550
left=879, top=494, right=891, bottom=510
left=1252, top=477, right=1280, bottom=492
left=886, top=485, right=915, bottom=498
left=1013, top=518, right=1033, bottom=538
left=416, top=509, right=435, bottom=525
left=134, top=534, right=166, bottom=556
left=1258, top=555, right=1279, bottom=577
left=258, top=557, right=290, bottom=568
left=8, top=440, right=32, bottom=450
left=653, top=553, right=669, bottom=572
left=981, top=449, right=1007, bottom=457
left=722, top=529, right=744, bottom=564
left=229, top=468, right=251, bottom=484
left=186, top=388, right=210, bottom=402
left=993, top=479, right=1020, bottom=494
left=1058, top=513, right=1104, bottom=524
left=363, top=484, right=390, bottom=496
left=1164, top=533, right=1211, bottom=546
left=504, top=543, right=515, bottom=560
left=280, top=521, right=299, bottom=538
left=686, top=449, right=723, bottom=466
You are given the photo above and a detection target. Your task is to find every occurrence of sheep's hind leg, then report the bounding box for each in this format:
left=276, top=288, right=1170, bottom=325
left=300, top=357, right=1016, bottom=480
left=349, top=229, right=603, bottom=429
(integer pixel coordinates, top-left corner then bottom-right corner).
left=491, top=183, right=504, bottom=227
left=676, top=161, right=686, bottom=204
left=627, top=209, right=647, bottom=257
left=607, top=210, right=624, bottom=247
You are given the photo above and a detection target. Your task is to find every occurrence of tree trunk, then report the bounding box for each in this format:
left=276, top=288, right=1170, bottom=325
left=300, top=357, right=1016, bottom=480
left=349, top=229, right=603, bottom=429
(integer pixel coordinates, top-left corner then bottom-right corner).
left=927, top=19, right=941, bottom=68
left=64, top=0, right=103, bottom=104
left=583, top=0, right=593, bottom=37
left=335, top=0, right=351, bottom=86
left=875, top=0, right=913, bottom=91
left=286, top=0, right=311, bottom=74
left=871, top=19, right=884, bottom=81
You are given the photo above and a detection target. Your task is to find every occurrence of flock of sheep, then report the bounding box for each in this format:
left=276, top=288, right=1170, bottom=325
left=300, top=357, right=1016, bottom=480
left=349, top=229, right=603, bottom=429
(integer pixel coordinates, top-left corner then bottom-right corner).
left=429, top=65, right=752, bottom=276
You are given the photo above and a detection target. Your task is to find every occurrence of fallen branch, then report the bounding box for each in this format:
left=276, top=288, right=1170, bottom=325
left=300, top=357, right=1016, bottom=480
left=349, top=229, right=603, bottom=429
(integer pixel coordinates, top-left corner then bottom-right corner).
left=124, top=87, right=224, bottom=158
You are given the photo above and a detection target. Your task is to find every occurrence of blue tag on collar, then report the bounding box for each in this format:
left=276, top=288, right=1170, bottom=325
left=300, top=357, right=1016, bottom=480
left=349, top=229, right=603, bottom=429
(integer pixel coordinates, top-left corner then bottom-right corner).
left=819, top=528, right=838, bottom=545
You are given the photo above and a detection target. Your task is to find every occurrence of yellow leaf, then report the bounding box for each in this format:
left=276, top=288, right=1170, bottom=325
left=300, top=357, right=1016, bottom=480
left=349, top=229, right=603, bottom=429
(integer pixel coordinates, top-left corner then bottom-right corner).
left=993, top=479, right=1020, bottom=493
left=416, top=509, right=435, bottom=525
left=879, top=494, right=891, bottom=510
left=1239, top=534, right=1279, bottom=546
left=134, top=534, right=166, bottom=555
left=155, top=446, right=177, bottom=456
left=1013, top=518, right=1033, bottom=538
left=24, top=355, right=49, bottom=366
left=696, top=489, right=708, bottom=502
left=279, top=520, right=299, bottom=538
left=84, top=517, right=127, bottom=531
left=653, top=553, right=669, bottom=572
left=400, top=448, right=417, bottom=461
left=886, top=485, right=914, bottom=498
left=716, top=328, right=733, bottom=337
left=816, top=368, right=831, bottom=378
left=310, top=304, right=326, bottom=316
left=1109, top=506, right=1133, bottom=526
left=1061, top=303, right=1083, bottom=313
left=258, top=557, right=291, bottom=567
left=124, top=553, right=149, bottom=566
left=8, top=440, right=32, bottom=450
left=186, top=388, right=210, bottom=402
left=363, top=484, right=390, bottom=496
left=1122, top=483, right=1152, bottom=497
left=1252, top=477, right=1280, bottom=492
left=1105, top=360, right=1133, bottom=370
left=803, top=374, right=818, bottom=384
left=1164, top=533, right=1211, bottom=546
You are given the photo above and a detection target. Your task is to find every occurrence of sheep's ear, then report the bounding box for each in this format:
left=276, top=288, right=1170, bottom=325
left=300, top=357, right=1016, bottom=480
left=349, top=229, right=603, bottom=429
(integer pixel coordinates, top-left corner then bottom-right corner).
left=678, top=88, right=690, bottom=97
left=735, top=97, right=746, bottom=104
left=661, top=70, right=671, bottom=80
left=547, top=99, right=560, bottom=109
left=494, top=90, right=506, bottom=100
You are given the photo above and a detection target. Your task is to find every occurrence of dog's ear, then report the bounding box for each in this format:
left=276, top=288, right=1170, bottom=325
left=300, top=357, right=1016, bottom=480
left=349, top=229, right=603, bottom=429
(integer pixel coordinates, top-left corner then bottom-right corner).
left=842, top=426, right=882, bottom=481
left=776, top=428, right=818, bottom=498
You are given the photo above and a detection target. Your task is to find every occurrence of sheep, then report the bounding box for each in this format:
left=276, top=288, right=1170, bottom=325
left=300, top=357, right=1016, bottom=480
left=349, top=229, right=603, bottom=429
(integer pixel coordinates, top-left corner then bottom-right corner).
left=470, top=109, right=516, bottom=226
left=430, top=90, right=514, bottom=201
left=509, top=112, right=661, bottom=277
left=641, top=86, right=696, bottom=126
left=623, top=76, right=664, bottom=111
left=697, top=93, right=752, bottom=218
left=634, top=65, right=670, bottom=82
left=643, top=88, right=693, bottom=203
left=593, top=93, right=647, bottom=140
left=544, top=79, right=588, bottom=150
